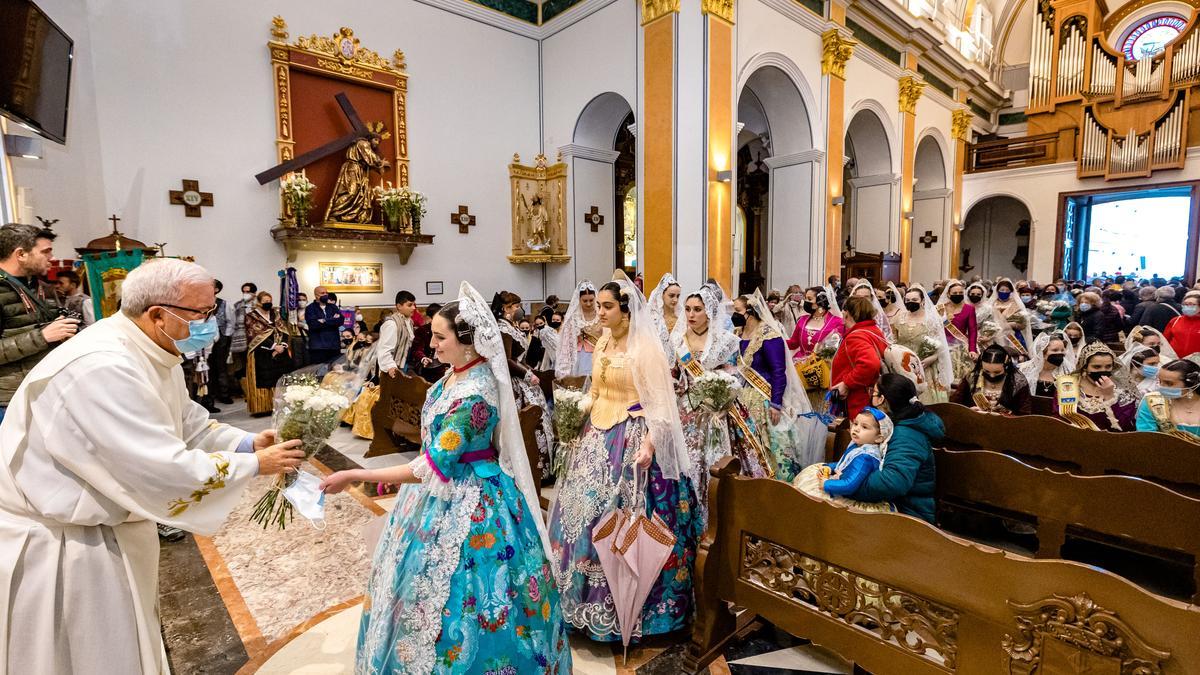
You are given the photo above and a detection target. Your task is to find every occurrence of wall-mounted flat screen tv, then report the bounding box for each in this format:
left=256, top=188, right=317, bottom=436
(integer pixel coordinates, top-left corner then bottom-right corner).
left=0, top=0, right=73, bottom=144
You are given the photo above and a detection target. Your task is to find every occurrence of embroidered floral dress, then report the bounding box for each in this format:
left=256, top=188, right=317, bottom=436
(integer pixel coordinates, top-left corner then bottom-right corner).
left=547, top=334, right=701, bottom=642
left=356, top=367, right=571, bottom=675
left=738, top=324, right=803, bottom=481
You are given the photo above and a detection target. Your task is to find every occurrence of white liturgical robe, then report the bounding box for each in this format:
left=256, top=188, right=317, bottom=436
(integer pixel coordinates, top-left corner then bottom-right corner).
left=0, top=312, right=260, bottom=674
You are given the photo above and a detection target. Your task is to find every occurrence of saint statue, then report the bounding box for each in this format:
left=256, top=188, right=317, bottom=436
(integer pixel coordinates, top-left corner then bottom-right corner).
left=325, top=135, right=391, bottom=225
left=521, top=190, right=551, bottom=251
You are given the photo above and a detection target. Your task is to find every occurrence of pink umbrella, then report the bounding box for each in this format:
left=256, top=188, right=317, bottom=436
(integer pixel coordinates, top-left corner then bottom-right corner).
left=590, top=471, right=677, bottom=657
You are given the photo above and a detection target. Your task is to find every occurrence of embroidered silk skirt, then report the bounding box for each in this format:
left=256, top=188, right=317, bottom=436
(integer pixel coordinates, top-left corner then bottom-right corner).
left=546, top=416, right=701, bottom=642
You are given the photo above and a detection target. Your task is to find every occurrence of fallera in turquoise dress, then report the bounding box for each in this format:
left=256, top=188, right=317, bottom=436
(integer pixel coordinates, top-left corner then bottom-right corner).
left=356, top=367, right=572, bottom=674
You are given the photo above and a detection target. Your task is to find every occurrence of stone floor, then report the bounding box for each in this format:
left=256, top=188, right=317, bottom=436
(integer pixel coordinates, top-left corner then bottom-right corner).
left=159, top=400, right=850, bottom=674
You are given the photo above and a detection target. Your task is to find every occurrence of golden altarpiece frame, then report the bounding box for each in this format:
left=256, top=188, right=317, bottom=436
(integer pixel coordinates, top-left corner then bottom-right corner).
left=508, top=153, right=569, bottom=264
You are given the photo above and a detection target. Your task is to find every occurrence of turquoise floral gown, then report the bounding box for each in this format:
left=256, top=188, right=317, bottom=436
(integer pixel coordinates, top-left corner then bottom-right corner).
left=356, top=366, right=572, bottom=674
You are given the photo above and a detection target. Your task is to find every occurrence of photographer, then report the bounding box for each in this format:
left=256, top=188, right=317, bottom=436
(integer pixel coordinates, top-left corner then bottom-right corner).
left=0, top=223, right=78, bottom=422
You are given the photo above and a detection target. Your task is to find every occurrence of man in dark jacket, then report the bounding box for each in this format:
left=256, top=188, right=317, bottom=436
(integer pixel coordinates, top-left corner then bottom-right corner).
left=0, top=223, right=78, bottom=422
left=1141, top=285, right=1182, bottom=333
left=304, top=285, right=345, bottom=364
left=1126, top=285, right=1158, bottom=328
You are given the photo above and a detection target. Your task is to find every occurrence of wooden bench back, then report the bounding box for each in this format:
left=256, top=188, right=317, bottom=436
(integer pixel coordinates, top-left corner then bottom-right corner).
left=929, top=402, right=1200, bottom=491
left=935, top=448, right=1200, bottom=602
left=685, top=457, right=1200, bottom=674
left=367, top=371, right=432, bottom=458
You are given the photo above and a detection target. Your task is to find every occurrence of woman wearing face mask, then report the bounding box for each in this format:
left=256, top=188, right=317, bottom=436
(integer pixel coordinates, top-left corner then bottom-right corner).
left=1126, top=325, right=1179, bottom=361
left=1136, top=359, right=1200, bottom=440
left=1054, top=342, right=1137, bottom=431
left=936, top=280, right=979, bottom=381
left=1077, top=291, right=1123, bottom=344
left=242, top=291, right=292, bottom=416
left=830, top=296, right=887, bottom=419
left=990, top=278, right=1034, bottom=350
left=891, top=284, right=952, bottom=404
left=733, top=292, right=816, bottom=480
left=1164, top=291, right=1200, bottom=357
left=1018, top=332, right=1075, bottom=398
left=1120, top=345, right=1164, bottom=399
left=775, top=284, right=805, bottom=337
left=954, top=345, right=1031, bottom=415
left=877, top=287, right=901, bottom=325
left=787, top=287, right=845, bottom=409
left=1063, top=320, right=1086, bottom=353
left=548, top=273, right=699, bottom=642
left=554, top=282, right=601, bottom=378
left=491, top=291, right=555, bottom=478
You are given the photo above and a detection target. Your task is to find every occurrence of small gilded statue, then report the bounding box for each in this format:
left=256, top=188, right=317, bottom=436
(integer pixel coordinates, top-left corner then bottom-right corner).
left=325, top=122, right=391, bottom=225
left=519, top=189, right=551, bottom=251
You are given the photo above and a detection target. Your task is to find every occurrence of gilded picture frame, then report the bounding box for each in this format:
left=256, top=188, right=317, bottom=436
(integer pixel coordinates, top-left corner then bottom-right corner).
left=319, top=261, right=384, bottom=293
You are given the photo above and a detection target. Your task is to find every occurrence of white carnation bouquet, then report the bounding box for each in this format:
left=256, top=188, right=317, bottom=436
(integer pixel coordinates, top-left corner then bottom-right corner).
left=688, top=370, right=742, bottom=414
left=917, top=335, right=941, bottom=360
left=814, top=333, right=841, bottom=361
left=250, top=372, right=352, bottom=529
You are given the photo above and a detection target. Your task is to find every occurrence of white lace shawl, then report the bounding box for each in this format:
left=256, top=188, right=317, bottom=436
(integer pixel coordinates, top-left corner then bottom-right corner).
left=893, top=283, right=954, bottom=388
left=648, top=273, right=684, bottom=352
left=554, top=280, right=599, bottom=379
left=672, top=286, right=739, bottom=370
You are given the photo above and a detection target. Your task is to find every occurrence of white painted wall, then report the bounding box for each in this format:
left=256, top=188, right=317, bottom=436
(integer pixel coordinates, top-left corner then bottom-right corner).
left=9, top=0, right=541, bottom=308
left=960, top=195, right=1027, bottom=281
left=963, top=151, right=1200, bottom=280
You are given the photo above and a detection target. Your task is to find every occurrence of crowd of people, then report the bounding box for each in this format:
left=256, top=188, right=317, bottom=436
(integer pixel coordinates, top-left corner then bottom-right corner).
left=3, top=211, right=1199, bottom=674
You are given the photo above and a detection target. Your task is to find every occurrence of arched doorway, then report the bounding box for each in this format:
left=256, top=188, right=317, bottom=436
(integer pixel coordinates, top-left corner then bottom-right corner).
left=735, top=61, right=816, bottom=294
left=843, top=107, right=896, bottom=276
left=960, top=195, right=1032, bottom=280
left=910, top=133, right=950, bottom=286
left=568, top=92, right=635, bottom=286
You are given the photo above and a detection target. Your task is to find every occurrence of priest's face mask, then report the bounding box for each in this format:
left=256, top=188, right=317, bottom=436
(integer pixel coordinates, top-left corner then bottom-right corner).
left=151, top=282, right=217, bottom=354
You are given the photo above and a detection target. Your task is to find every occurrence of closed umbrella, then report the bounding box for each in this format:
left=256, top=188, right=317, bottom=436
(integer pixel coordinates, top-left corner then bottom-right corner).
left=590, top=469, right=676, bottom=657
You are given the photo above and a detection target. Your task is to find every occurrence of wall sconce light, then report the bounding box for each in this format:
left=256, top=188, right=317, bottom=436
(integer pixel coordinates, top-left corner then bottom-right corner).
left=716, top=170, right=732, bottom=182
left=831, top=196, right=845, bottom=206
left=903, top=211, right=914, bottom=221
left=3, top=134, right=42, bottom=160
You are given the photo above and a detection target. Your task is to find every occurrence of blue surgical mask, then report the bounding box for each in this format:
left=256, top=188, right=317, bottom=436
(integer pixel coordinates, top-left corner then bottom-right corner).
left=161, top=310, right=219, bottom=354
left=1185, top=305, right=1199, bottom=317
left=1079, top=303, right=1093, bottom=312
left=1142, top=365, right=1160, bottom=378
left=998, top=291, right=1011, bottom=300
left=1159, top=386, right=1184, bottom=399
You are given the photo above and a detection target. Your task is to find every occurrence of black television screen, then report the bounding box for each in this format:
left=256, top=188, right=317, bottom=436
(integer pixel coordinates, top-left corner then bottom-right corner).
left=0, top=0, right=72, bottom=144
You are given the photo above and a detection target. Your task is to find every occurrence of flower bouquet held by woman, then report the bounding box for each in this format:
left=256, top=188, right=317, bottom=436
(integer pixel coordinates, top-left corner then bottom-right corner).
left=552, top=382, right=592, bottom=477
left=250, top=371, right=354, bottom=529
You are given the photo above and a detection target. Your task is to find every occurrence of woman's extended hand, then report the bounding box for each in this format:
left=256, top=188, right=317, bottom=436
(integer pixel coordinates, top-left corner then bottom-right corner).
left=319, top=469, right=362, bottom=494
left=633, top=439, right=655, bottom=468
left=769, top=407, right=782, bottom=425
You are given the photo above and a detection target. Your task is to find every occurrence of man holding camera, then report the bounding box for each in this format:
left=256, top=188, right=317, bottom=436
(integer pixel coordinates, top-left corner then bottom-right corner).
left=0, top=223, right=79, bottom=423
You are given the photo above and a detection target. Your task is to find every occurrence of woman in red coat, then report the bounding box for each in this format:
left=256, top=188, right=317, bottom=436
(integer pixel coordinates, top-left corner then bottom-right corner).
left=1165, top=291, right=1200, bottom=357
left=830, top=296, right=886, bottom=418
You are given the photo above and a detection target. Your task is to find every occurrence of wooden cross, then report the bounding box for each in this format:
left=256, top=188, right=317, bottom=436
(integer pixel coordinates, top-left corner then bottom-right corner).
left=584, top=205, right=604, bottom=232
left=109, top=214, right=122, bottom=231
left=452, top=205, right=476, bottom=234
left=919, top=230, right=939, bottom=249
left=169, top=179, right=214, bottom=217
left=254, top=92, right=372, bottom=185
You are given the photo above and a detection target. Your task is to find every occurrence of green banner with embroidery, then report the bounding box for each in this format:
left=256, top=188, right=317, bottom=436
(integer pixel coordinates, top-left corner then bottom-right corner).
left=81, top=250, right=145, bottom=319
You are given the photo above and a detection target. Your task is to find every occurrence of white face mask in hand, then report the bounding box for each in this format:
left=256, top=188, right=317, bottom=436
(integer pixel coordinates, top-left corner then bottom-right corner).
left=282, top=470, right=327, bottom=529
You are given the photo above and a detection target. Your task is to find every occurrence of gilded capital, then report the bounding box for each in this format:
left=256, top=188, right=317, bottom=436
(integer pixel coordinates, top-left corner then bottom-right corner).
left=951, top=109, right=972, bottom=141
left=702, top=0, right=735, bottom=23
left=898, top=76, right=925, bottom=115
left=821, top=29, right=857, bottom=80
left=641, top=0, right=681, bottom=25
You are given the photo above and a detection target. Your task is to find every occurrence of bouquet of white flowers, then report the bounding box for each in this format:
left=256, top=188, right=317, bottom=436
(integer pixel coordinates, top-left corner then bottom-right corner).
left=280, top=171, right=316, bottom=226
left=250, top=372, right=352, bottom=529
left=917, top=335, right=941, bottom=360
left=688, top=370, right=741, bottom=414
left=814, top=333, right=841, bottom=361
left=373, top=181, right=406, bottom=228
left=552, top=387, right=591, bottom=446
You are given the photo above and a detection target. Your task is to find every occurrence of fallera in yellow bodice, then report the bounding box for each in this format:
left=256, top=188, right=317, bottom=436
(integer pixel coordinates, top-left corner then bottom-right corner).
left=587, top=333, right=643, bottom=431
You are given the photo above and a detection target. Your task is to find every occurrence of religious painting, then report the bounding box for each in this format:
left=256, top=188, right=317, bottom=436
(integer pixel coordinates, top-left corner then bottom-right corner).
left=266, top=20, right=409, bottom=230
left=319, top=262, right=383, bottom=293
left=508, top=153, right=569, bottom=264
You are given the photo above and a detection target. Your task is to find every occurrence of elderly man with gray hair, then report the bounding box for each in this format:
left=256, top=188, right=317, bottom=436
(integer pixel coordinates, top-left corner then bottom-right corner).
left=0, top=257, right=304, bottom=674
left=1140, top=284, right=1184, bottom=334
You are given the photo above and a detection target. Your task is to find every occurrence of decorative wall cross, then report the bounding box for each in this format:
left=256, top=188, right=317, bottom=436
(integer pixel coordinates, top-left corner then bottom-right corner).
left=169, top=179, right=214, bottom=217
left=584, top=206, right=604, bottom=232
left=919, top=230, right=939, bottom=249
left=452, top=205, right=476, bottom=234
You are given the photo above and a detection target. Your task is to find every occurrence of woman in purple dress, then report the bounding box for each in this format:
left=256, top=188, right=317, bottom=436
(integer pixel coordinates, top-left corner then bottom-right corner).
left=1053, top=341, right=1137, bottom=431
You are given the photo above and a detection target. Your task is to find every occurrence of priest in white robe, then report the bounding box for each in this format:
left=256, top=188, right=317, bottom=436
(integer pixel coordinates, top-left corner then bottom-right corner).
left=0, top=258, right=305, bottom=674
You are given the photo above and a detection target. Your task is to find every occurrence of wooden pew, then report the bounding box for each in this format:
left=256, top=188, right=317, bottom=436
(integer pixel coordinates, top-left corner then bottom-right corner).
left=518, top=405, right=548, bottom=509
left=935, top=448, right=1200, bottom=603
left=685, top=458, right=1200, bottom=674
left=367, top=371, right=430, bottom=458
left=929, top=402, right=1200, bottom=493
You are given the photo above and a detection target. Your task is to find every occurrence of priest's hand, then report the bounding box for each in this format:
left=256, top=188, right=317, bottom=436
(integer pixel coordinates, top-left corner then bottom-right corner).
left=42, top=317, right=80, bottom=343
left=255, top=440, right=304, bottom=476
left=252, top=429, right=286, bottom=452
